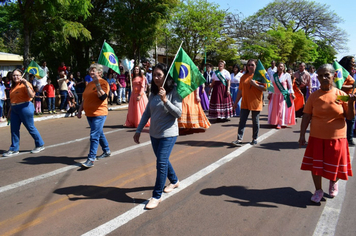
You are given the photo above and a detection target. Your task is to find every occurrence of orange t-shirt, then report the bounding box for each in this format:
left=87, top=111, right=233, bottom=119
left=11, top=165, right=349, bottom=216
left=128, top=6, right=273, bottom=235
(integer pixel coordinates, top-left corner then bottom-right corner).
left=10, top=83, right=33, bottom=104
left=239, top=73, right=266, bottom=111
left=341, top=75, right=355, bottom=94
left=83, top=78, right=110, bottom=117
left=304, top=87, right=348, bottom=139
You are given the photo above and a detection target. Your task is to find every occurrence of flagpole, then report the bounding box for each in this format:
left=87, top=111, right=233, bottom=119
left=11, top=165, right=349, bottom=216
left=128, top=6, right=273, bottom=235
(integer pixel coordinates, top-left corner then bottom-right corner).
left=97, top=40, right=106, bottom=63
left=162, top=41, right=184, bottom=87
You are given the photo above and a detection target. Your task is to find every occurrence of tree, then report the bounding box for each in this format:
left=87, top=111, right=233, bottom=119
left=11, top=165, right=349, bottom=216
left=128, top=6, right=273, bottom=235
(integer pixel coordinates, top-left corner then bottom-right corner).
left=313, top=40, right=337, bottom=68
left=1, top=0, right=92, bottom=70
left=167, top=0, right=226, bottom=62
left=243, top=0, right=346, bottom=51
left=112, top=0, right=178, bottom=64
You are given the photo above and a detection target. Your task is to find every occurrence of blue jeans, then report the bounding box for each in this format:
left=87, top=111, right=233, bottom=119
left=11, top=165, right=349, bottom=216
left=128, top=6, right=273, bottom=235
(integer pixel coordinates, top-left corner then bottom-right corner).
left=59, top=90, right=68, bottom=110
left=86, top=116, right=110, bottom=161
left=237, top=109, right=260, bottom=141
left=10, top=102, right=44, bottom=151
left=0, top=99, right=4, bottom=117
left=47, top=97, right=55, bottom=112
left=150, top=136, right=178, bottom=199
left=118, top=87, right=126, bottom=102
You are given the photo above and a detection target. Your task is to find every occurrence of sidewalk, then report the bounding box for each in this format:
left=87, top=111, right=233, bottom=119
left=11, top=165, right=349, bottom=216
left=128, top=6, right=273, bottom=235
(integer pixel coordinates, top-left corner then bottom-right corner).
left=0, top=104, right=128, bottom=128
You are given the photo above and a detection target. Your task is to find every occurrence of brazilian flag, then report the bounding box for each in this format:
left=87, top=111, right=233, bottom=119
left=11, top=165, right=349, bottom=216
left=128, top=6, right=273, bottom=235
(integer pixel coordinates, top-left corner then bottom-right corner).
left=169, top=48, right=205, bottom=99
left=333, top=60, right=349, bottom=89
left=26, top=60, right=45, bottom=79
left=253, top=60, right=274, bottom=92
left=98, top=42, right=120, bottom=74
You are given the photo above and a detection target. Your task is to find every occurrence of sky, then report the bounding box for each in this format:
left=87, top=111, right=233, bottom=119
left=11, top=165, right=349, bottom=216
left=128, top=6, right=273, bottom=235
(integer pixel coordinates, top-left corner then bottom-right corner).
left=209, top=0, right=356, bottom=60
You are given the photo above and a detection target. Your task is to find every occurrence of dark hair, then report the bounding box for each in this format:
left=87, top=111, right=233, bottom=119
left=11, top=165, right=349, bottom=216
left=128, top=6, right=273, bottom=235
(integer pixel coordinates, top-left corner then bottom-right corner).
left=151, top=63, right=175, bottom=95
left=133, top=65, right=143, bottom=77
left=245, top=59, right=257, bottom=74
left=233, top=64, right=240, bottom=72
left=339, top=56, right=355, bottom=74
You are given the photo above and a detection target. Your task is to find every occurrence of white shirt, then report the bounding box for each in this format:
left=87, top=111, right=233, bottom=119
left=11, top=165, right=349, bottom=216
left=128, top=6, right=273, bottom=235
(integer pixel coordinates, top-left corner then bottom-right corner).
left=267, top=67, right=277, bottom=81
left=212, top=69, right=231, bottom=81
left=230, top=72, right=243, bottom=84
left=0, top=82, right=6, bottom=100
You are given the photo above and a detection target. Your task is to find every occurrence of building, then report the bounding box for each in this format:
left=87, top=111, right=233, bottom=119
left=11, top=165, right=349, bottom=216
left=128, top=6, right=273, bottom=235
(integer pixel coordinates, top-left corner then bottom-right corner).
left=0, top=52, right=23, bottom=77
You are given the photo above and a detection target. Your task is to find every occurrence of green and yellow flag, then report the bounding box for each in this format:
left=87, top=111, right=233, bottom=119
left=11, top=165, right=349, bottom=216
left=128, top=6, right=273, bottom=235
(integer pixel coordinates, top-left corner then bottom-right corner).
left=253, top=60, right=274, bottom=92
left=98, top=42, right=120, bottom=74
left=333, top=60, right=349, bottom=89
left=169, top=48, right=205, bottom=99
left=26, top=60, right=45, bottom=79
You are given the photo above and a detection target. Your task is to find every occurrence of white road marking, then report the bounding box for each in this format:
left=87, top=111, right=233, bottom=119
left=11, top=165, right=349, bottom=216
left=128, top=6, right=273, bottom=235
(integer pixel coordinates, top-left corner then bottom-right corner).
left=312, top=146, right=355, bottom=236
left=81, top=129, right=279, bottom=236
left=1, top=129, right=126, bottom=160
left=0, top=141, right=151, bottom=194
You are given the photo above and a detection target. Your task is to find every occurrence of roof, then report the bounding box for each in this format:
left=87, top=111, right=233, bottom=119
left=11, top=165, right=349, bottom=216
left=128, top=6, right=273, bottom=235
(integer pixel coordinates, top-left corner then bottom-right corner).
left=0, top=52, right=23, bottom=62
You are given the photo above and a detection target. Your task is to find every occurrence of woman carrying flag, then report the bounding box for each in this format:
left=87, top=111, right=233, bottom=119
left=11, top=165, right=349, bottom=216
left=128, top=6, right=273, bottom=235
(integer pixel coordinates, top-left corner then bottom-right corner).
left=232, top=59, right=267, bottom=146
left=208, top=60, right=234, bottom=121
left=267, top=62, right=296, bottom=129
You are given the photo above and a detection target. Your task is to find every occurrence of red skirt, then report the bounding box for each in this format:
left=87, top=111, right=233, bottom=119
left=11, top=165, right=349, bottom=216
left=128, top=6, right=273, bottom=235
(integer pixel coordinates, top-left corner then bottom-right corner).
left=301, top=136, right=353, bottom=181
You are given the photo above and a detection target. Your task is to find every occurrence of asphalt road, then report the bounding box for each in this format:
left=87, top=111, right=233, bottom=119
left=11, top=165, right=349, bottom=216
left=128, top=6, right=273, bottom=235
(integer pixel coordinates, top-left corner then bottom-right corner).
left=0, top=104, right=355, bottom=236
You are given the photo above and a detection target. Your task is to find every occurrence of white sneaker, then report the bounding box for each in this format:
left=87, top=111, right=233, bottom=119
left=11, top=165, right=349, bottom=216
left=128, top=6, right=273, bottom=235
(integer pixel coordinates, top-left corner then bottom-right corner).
left=31, top=146, right=45, bottom=154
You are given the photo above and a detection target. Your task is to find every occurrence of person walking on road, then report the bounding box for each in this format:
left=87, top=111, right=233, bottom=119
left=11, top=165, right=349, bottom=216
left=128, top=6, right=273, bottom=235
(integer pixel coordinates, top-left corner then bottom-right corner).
left=299, top=64, right=355, bottom=203
left=3, top=69, right=45, bottom=157
left=77, top=63, right=111, bottom=168
left=133, top=63, right=182, bottom=209
left=232, top=59, right=267, bottom=146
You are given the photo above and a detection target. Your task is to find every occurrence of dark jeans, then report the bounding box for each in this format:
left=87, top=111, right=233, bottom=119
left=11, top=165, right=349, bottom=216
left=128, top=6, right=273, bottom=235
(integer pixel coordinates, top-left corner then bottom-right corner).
left=237, top=109, right=260, bottom=141
left=346, top=118, right=355, bottom=142
left=59, top=90, right=68, bottom=110
left=150, top=136, right=178, bottom=199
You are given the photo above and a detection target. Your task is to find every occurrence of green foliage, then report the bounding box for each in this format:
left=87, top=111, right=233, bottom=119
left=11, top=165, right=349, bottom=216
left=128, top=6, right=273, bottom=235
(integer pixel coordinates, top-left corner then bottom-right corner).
left=166, top=0, right=226, bottom=62
left=207, top=35, right=239, bottom=65
left=313, top=40, right=337, bottom=68
left=112, top=0, right=178, bottom=63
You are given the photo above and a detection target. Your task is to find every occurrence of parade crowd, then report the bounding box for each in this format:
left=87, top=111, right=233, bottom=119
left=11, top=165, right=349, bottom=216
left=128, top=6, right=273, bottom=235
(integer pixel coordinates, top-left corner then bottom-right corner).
left=1, top=55, right=356, bottom=208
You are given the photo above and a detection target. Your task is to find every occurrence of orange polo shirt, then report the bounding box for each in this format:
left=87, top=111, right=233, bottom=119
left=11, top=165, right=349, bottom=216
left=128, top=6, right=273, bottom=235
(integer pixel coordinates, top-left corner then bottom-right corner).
left=83, top=78, right=110, bottom=117
left=10, top=83, right=33, bottom=104
left=239, top=73, right=266, bottom=111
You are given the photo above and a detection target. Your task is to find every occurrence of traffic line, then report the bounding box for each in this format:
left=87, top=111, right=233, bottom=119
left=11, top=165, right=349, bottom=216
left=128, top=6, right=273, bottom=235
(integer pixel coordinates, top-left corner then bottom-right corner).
left=1, top=129, right=127, bottom=160
left=312, top=146, right=355, bottom=236
left=81, top=129, right=279, bottom=236
left=0, top=141, right=151, bottom=194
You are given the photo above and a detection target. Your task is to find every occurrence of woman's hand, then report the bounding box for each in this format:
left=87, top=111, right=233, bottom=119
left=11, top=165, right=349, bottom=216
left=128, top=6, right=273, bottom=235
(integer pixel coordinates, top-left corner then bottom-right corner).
left=267, top=93, right=272, bottom=100
left=133, top=132, right=140, bottom=144
left=158, top=87, right=167, bottom=103
left=196, top=96, right=201, bottom=103
left=291, top=93, right=295, bottom=99
left=137, top=95, right=141, bottom=101
left=77, top=111, right=82, bottom=119
left=298, top=135, right=306, bottom=147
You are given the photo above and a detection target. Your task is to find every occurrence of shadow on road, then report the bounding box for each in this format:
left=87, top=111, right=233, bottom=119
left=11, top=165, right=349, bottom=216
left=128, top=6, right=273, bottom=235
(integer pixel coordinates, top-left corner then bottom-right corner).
left=257, top=141, right=300, bottom=151
left=200, top=185, right=315, bottom=208
left=54, top=185, right=152, bottom=203
left=20, top=155, right=85, bottom=166
left=176, top=140, right=234, bottom=148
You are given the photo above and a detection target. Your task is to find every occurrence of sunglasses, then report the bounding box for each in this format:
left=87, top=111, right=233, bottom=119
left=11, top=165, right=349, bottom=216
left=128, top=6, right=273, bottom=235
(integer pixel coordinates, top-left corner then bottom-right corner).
left=247, top=64, right=255, bottom=66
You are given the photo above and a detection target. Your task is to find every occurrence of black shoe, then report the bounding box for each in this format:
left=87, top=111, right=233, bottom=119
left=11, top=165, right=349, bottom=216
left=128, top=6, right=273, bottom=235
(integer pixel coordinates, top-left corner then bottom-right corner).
left=97, top=152, right=111, bottom=160
left=231, top=140, right=242, bottom=147
left=250, top=139, right=257, bottom=145
left=348, top=140, right=355, bottom=147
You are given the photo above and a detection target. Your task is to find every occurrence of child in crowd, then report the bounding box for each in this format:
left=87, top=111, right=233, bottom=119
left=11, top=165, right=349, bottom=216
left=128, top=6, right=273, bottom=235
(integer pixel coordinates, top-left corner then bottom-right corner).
left=66, top=96, right=79, bottom=117
left=42, top=78, right=56, bottom=114
left=34, top=87, right=43, bottom=115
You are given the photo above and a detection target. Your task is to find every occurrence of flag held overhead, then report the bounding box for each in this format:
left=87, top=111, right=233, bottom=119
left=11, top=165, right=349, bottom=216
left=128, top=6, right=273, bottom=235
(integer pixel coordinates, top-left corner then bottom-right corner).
left=26, top=60, right=45, bottom=79
left=332, top=60, right=349, bottom=89
left=98, top=41, right=120, bottom=74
